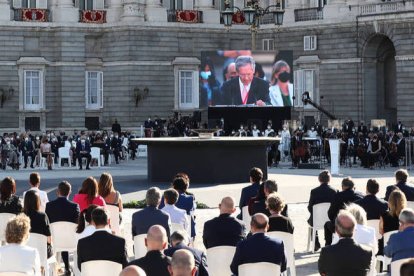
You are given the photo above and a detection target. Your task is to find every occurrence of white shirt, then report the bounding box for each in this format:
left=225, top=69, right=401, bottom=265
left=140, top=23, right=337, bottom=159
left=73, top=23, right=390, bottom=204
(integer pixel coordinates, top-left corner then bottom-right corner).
left=264, top=128, right=275, bottom=137
left=162, top=204, right=190, bottom=235
left=77, top=225, right=96, bottom=242
left=0, top=243, right=41, bottom=276
left=23, top=187, right=49, bottom=212
left=252, top=129, right=261, bottom=137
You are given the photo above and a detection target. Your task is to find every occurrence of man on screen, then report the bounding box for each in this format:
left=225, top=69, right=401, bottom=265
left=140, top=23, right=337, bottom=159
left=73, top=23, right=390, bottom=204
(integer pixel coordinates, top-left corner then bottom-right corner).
left=220, top=56, right=270, bottom=106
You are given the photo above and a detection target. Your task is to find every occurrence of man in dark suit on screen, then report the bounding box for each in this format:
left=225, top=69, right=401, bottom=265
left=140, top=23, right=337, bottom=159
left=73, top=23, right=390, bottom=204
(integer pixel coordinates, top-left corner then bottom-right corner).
left=220, top=56, right=270, bottom=106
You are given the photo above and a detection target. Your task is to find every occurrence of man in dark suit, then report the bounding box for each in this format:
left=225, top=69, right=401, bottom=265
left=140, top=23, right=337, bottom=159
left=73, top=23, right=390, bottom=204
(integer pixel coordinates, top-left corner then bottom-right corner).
left=385, top=169, right=414, bottom=201
left=355, top=179, right=388, bottom=220
left=238, top=167, right=262, bottom=220
left=164, top=231, right=208, bottom=276
left=128, top=225, right=171, bottom=276
left=75, top=137, right=91, bottom=170
left=230, top=213, right=286, bottom=275
left=203, top=196, right=246, bottom=249
left=318, top=210, right=372, bottom=275
left=77, top=207, right=128, bottom=270
left=20, top=135, right=36, bottom=168
left=132, top=187, right=171, bottom=241
left=45, top=181, right=80, bottom=275
left=307, top=170, right=337, bottom=251
left=324, top=177, right=364, bottom=245
left=220, top=56, right=270, bottom=106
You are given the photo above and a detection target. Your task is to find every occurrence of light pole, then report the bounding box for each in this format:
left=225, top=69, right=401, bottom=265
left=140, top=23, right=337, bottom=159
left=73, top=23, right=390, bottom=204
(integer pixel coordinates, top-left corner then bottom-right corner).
left=221, top=0, right=285, bottom=50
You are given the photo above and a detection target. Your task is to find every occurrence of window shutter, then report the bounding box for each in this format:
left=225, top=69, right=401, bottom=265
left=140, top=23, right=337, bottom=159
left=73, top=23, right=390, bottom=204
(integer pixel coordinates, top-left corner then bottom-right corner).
left=99, top=72, right=103, bottom=108
left=85, top=71, right=89, bottom=108
left=94, top=0, right=104, bottom=10
left=39, top=70, right=44, bottom=108
left=13, top=0, right=22, bottom=8
left=36, top=0, right=47, bottom=9
left=304, top=36, right=310, bottom=51
left=294, top=70, right=304, bottom=107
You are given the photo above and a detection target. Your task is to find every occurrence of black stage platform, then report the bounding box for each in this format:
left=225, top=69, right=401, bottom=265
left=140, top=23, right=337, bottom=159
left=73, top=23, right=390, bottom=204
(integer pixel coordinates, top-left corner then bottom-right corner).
left=132, top=137, right=279, bottom=184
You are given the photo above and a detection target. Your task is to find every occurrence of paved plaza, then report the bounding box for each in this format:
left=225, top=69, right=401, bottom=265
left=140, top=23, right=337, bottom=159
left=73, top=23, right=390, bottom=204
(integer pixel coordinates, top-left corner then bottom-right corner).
left=0, top=158, right=405, bottom=275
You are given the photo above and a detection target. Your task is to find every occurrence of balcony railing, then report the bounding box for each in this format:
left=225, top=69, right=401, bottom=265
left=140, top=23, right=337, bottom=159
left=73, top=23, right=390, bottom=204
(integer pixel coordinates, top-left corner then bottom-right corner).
left=14, top=8, right=49, bottom=22
left=294, top=7, right=323, bottom=22
left=167, top=10, right=203, bottom=23
left=80, top=10, right=106, bottom=23
left=359, top=1, right=408, bottom=16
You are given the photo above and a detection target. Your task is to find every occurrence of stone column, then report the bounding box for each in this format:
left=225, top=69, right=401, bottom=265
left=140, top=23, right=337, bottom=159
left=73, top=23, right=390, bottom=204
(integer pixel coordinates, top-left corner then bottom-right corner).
left=194, top=0, right=219, bottom=24
left=51, top=0, right=79, bottom=22
left=0, top=0, right=10, bottom=21
left=145, top=0, right=167, bottom=22
left=107, top=0, right=124, bottom=22
left=121, top=0, right=145, bottom=21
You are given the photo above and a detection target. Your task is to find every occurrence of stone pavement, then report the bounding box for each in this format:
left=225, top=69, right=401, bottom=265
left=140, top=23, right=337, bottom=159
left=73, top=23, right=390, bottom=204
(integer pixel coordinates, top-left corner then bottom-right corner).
left=0, top=158, right=407, bottom=275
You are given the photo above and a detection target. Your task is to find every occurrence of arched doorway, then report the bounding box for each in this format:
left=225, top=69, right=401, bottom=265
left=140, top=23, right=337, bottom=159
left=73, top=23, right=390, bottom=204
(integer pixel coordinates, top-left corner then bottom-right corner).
left=362, top=35, right=397, bottom=124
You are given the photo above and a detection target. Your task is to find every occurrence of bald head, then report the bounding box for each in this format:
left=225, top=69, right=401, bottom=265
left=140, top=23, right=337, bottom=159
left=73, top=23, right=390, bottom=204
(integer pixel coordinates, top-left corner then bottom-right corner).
left=168, top=249, right=196, bottom=276
left=145, top=225, right=168, bottom=251
left=219, top=197, right=236, bottom=214
left=335, top=210, right=356, bottom=238
left=250, top=213, right=269, bottom=233
left=119, top=265, right=147, bottom=276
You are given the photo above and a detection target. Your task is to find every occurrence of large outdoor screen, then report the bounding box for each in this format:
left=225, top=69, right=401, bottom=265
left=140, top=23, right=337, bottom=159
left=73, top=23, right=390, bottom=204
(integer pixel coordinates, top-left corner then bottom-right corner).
left=199, top=50, right=294, bottom=108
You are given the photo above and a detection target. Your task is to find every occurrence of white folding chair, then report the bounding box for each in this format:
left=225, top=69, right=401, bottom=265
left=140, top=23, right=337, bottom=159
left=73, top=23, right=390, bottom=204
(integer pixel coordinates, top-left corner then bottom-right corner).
left=90, top=147, right=101, bottom=167
left=0, top=213, right=16, bottom=244
left=391, top=257, right=413, bottom=276
left=58, top=147, right=71, bottom=168
left=0, top=273, right=28, bottom=276
left=81, top=260, right=122, bottom=276
left=106, top=205, right=122, bottom=236
left=377, top=230, right=399, bottom=271
left=206, top=246, right=236, bottom=276
left=242, top=206, right=251, bottom=233
left=133, top=234, right=147, bottom=259
left=26, top=233, right=57, bottom=276
left=307, top=202, right=330, bottom=253
left=367, top=219, right=382, bottom=239
left=50, top=222, right=77, bottom=272
left=239, top=262, right=281, bottom=276
left=171, top=223, right=186, bottom=234
left=267, top=231, right=296, bottom=276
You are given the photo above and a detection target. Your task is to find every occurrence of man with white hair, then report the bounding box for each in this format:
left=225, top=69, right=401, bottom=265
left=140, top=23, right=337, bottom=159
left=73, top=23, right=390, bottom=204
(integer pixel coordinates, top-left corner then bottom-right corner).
left=168, top=249, right=196, bottom=276
left=318, top=210, right=372, bottom=275
left=385, top=208, right=414, bottom=261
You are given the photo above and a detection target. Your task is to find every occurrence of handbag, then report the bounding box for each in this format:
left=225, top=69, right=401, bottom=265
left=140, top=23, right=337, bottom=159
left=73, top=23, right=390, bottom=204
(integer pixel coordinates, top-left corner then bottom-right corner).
left=47, top=242, right=54, bottom=259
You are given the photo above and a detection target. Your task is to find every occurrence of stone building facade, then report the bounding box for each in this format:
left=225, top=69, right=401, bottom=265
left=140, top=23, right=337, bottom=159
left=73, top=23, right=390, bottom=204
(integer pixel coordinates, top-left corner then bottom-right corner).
left=0, top=0, right=413, bottom=132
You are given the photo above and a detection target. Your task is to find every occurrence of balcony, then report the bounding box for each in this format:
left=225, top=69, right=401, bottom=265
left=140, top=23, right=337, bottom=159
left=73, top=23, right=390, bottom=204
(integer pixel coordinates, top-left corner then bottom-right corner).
left=14, top=8, right=49, bottom=22
left=358, top=1, right=410, bottom=16
left=80, top=10, right=106, bottom=23
left=167, top=10, right=203, bottom=23
left=294, top=7, right=323, bottom=22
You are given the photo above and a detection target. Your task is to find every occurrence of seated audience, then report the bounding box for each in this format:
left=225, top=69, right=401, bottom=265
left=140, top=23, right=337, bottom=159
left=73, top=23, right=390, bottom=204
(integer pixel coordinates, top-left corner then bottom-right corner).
left=307, top=170, right=337, bottom=251
left=77, top=207, right=128, bottom=270
left=385, top=169, right=414, bottom=201
left=0, top=214, right=41, bottom=275
left=120, top=265, right=147, bottom=276
left=164, top=231, right=208, bottom=276
left=230, top=213, right=287, bottom=275
left=73, top=177, right=106, bottom=212
left=318, top=210, right=372, bottom=275
left=202, top=196, right=246, bottom=249
left=128, top=225, right=171, bottom=276
left=355, top=179, right=388, bottom=220
left=132, top=187, right=171, bottom=240
left=45, top=181, right=80, bottom=274
left=324, top=177, right=364, bottom=245
left=23, top=172, right=49, bottom=211
left=168, top=249, right=197, bottom=276
left=384, top=208, right=414, bottom=262
left=162, top=188, right=190, bottom=235
left=0, top=177, right=23, bottom=214
left=98, top=172, right=123, bottom=223
left=249, top=179, right=288, bottom=217
left=76, top=204, right=100, bottom=241
left=238, top=167, right=263, bottom=219
left=266, top=192, right=294, bottom=234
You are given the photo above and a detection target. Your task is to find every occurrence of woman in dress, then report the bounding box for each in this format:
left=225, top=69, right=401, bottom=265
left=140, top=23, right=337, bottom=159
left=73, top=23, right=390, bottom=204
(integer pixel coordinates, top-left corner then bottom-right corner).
left=98, top=172, right=123, bottom=223
left=269, top=60, right=294, bottom=107
left=40, top=136, right=53, bottom=170
left=0, top=177, right=23, bottom=214
left=73, top=177, right=106, bottom=212
left=266, top=192, right=294, bottom=234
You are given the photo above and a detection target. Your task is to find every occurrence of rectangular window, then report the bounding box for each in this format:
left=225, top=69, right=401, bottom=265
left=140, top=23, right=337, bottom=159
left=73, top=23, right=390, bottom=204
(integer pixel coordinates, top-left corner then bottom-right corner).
left=304, top=35, right=317, bottom=51
left=24, top=70, right=43, bottom=110
left=78, top=0, right=104, bottom=10
left=262, top=39, right=274, bottom=51
left=294, top=69, right=315, bottom=107
left=179, top=71, right=193, bottom=108
left=85, top=71, right=103, bottom=109
left=21, top=0, right=47, bottom=8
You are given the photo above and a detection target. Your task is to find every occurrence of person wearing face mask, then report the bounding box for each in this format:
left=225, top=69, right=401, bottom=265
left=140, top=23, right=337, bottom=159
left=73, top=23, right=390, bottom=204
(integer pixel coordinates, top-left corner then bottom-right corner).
left=367, top=134, right=382, bottom=169
left=110, top=133, right=122, bottom=164
left=76, top=136, right=91, bottom=170
left=20, top=135, right=36, bottom=169
left=269, top=60, right=294, bottom=107
left=1, top=137, right=19, bottom=170
left=199, top=61, right=221, bottom=107
left=251, top=125, right=261, bottom=137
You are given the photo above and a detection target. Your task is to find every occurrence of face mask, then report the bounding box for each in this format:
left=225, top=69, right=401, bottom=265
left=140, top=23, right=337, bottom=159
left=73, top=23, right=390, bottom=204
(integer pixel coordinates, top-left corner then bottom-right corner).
left=278, top=72, right=290, bottom=83
left=25, top=138, right=29, bottom=142
left=253, top=126, right=257, bottom=130
left=311, top=128, right=314, bottom=131
left=115, top=136, right=118, bottom=138
left=110, top=135, right=114, bottom=138
left=36, top=137, right=39, bottom=141
left=200, top=71, right=211, bottom=80
left=268, top=126, right=271, bottom=129
left=81, top=139, right=85, bottom=144
left=283, top=127, right=286, bottom=131
left=6, top=141, right=10, bottom=145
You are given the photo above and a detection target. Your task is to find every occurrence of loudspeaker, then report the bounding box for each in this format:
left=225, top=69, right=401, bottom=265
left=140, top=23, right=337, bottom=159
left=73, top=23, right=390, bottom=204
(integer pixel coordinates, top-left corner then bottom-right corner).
left=298, top=163, right=321, bottom=169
